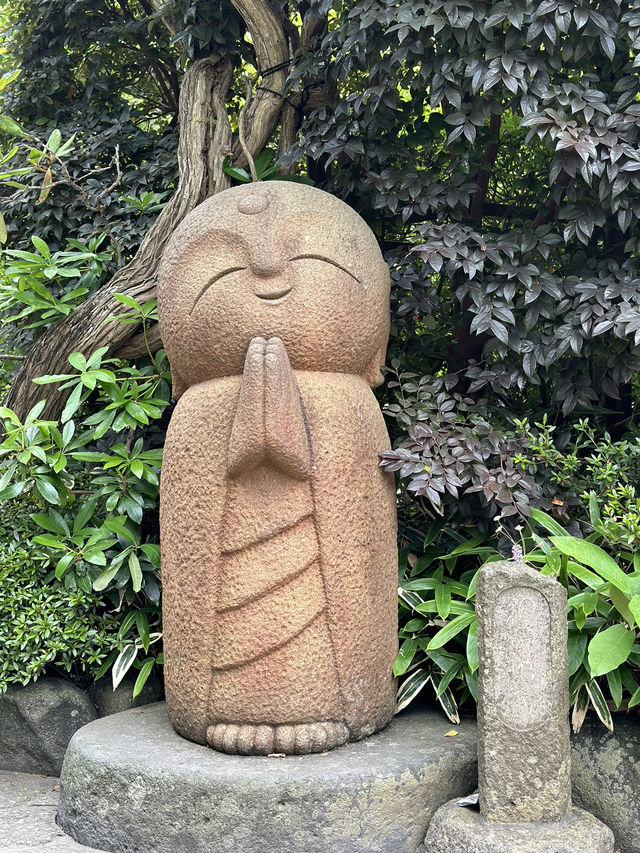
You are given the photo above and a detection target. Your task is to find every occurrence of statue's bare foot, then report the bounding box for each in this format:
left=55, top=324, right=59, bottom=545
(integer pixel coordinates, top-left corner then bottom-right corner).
left=206, top=721, right=349, bottom=755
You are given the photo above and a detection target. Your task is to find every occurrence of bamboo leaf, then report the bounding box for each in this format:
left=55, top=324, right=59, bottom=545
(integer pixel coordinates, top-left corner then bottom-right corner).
left=585, top=678, right=613, bottom=731
left=112, top=644, right=137, bottom=690
left=550, top=537, right=631, bottom=594
left=427, top=612, right=476, bottom=650
left=395, top=669, right=430, bottom=713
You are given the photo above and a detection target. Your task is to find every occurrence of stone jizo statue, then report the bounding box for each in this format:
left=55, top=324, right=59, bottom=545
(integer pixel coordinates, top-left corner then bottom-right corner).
left=157, top=182, right=398, bottom=755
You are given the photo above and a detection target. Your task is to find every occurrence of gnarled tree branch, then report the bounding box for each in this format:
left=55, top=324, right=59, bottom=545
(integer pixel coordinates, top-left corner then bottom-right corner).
left=6, top=0, right=292, bottom=420
left=5, top=56, right=233, bottom=418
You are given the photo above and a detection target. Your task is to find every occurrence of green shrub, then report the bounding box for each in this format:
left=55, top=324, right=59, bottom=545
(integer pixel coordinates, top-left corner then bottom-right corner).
left=0, top=514, right=117, bottom=690
left=0, top=289, right=167, bottom=695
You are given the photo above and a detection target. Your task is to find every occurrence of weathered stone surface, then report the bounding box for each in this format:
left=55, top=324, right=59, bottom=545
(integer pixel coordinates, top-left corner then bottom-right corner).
left=476, top=559, right=571, bottom=823
left=88, top=670, right=164, bottom=718
left=57, top=703, right=478, bottom=853
left=425, top=559, right=615, bottom=853
left=156, top=182, right=397, bottom=754
left=0, top=677, right=96, bottom=776
left=572, top=713, right=640, bottom=853
left=425, top=799, right=616, bottom=853
left=0, top=770, right=106, bottom=852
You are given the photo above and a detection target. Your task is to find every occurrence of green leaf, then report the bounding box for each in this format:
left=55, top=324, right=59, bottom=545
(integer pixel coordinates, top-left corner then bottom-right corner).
left=129, top=551, right=142, bottom=592
left=606, top=668, right=623, bottom=709
left=628, top=595, right=640, bottom=629
left=434, top=659, right=464, bottom=698
left=68, top=351, right=87, bottom=371
left=135, top=610, right=150, bottom=653
left=55, top=553, right=74, bottom=579
left=61, top=383, right=83, bottom=423
left=93, top=564, right=120, bottom=591
left=222, top=161, right=251, bottom=182
left=31, top=511, right=68, bottom=536
left=117, top=609, right=138, bottom=641
left=587, top=492, right=601, bottom=529
left=427, top=612, right=475, bottom=650
left=31, top=235, right=51, bottom=261
left=587, top=624, right=636, bottom=677
left=567, top=630, right=588, bottom=676
left=35, top=477, right=61, bottom=505
left=33, top=533, right=66, bottom=549
left=530, top=508, right=568, bottom=536
left=46, top=128, right=61, bottom=154
left=585, top=678, right=613, bottom=731
left=92, top=649, right=118, bottom=681
left=84, top=548, right=107, bottom=566
left=132, top=659, right=154, bottom=698
left=394, top=638, right=418, bottom=676
left=466, top=618, right=478, bottom=673
left=609, top=585, right=635, bottom=626
left=0, top=114, right=25, bottom=137
left=0, top=210, right=6, bottom=244
left=396, top=668, right=430, bottom=713
left=140, top=543, right=160, bottom=567
left=433, top=680, right=460, bottom=724
left=112, top=644, right=137, bottom=690
left=73, top=495, right=99, bottom=534
left=113, top=292, right=143, bottom=310
left=550, top=537, right=631, bottom=594
left=434, top=581, right=452, bottom=619
left=104, top=516, right=138, bottom=545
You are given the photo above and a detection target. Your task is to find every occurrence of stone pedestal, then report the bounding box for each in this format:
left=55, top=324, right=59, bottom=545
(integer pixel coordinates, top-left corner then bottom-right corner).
left=425, top=799, right=616, bottom=853
left=57, top=703, right=477, bottom=853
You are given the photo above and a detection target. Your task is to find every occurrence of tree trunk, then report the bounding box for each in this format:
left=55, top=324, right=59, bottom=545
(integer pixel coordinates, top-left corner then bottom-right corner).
left=5, top=0, right=292, bottom=420
left=5, top=57, right=235, bottom=419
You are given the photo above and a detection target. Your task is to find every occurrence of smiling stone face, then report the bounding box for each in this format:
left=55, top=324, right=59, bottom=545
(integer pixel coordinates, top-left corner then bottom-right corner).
left=157, top=182, right=390, bottom=396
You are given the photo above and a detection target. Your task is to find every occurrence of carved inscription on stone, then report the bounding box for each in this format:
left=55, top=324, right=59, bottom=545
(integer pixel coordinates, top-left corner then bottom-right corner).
left=492, top=585, right=552, bottom=731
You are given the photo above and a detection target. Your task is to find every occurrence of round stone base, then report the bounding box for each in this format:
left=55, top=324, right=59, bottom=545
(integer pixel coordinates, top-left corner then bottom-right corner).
left=57, top=703, right=477, bottom=853
left=425, top=798, right=616, bottom=853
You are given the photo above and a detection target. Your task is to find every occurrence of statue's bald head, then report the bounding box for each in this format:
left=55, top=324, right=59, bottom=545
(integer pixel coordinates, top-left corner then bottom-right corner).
left=158, top=182, right=390, bottom=396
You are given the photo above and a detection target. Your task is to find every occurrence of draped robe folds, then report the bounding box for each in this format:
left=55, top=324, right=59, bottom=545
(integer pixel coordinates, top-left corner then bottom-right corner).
left=160, top=335, right=398, bottom=747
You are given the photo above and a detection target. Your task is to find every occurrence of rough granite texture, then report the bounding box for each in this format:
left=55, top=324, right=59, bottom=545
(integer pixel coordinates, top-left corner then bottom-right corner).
left=57, top=703, right=478, bottom=853
left=572, top=713, right=640, bottom=853
left=476, top=559, right=571, bottom=823
left=425, top=800, right=616, bottom=853
left=156, top=182, right=398, bottom=754
left=0, top=677, right=96, bottom=776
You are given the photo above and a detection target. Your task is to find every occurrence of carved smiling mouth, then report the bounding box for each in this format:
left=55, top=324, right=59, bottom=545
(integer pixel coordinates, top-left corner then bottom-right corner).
left=256, top=287, right=292, bottom=303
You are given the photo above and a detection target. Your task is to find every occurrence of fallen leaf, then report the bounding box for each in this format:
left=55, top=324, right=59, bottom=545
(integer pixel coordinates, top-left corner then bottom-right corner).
left=444, top=729, right=458, bottom=737
left=456, top=792, right=479, bottom=807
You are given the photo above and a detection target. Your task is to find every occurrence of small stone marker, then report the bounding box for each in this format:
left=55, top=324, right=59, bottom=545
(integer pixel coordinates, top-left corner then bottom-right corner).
left=425, top=559, right=616, bottom=853
left=478, top=559, right=571, bottom=823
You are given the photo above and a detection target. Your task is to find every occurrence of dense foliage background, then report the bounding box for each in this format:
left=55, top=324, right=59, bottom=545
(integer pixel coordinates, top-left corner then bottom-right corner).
left=0, top=0, right=639, bottom=724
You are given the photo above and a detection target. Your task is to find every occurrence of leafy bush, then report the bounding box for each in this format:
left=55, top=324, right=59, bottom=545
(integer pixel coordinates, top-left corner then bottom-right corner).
left=0, top=293, right=168, bottom=694
left=0, top=509, right=117, bottom=690
left=395, top=507, right=640, bottom=730
left=0, top=0, right=179, bottom=252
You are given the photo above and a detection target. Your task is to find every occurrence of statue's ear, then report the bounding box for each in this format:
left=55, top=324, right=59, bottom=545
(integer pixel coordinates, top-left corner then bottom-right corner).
left=363, top=344, right=387, bottom=388
left=171, top=367, right=187, bottom=400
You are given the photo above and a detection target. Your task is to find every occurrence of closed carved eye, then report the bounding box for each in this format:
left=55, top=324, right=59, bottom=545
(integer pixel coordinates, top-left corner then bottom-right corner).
left=289, top=254, right=360, bottom=283
left=190, top=266, right=247, bottom=314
